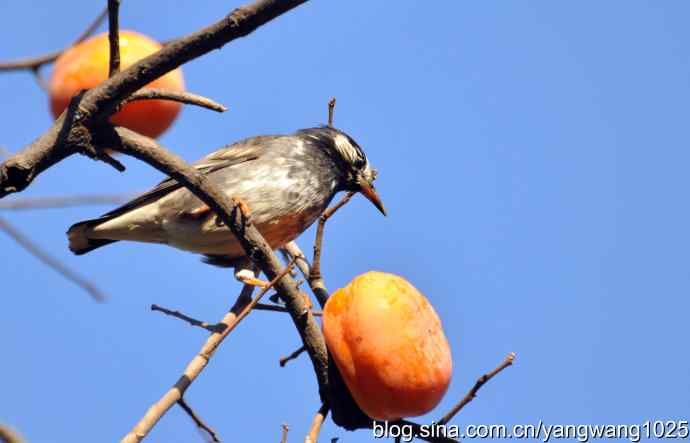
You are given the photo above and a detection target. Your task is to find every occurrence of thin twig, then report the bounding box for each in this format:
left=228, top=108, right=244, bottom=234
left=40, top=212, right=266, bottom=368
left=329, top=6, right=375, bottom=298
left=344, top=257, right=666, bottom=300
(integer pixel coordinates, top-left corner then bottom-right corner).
left=73, top=9, right=109, bottom=44
left=282, top=241, right=330, bottom=311
left=254, top=303, right=322, bottom=317
left=0, top=7, right=107, bottom=71
left=282, top=242, right=311, bottom=279
left=280, top=424, right=289, bottom=443
left=107, top=0, right=121, bottom=77
left=310, top=192, right=355, bottom=306
left=177, top=398, right=220, bottom=443
left=0, top=216, right=106, bottom=301
left=151, top=304, right=222, bottom=333
left=305, top=404, right=329, bottom=443
left=0, top=425, right=24, bottom=443
left=31, top=66, right=50, bottom=92
left=327, top=97, right=336, bottom=127
left=123, top=89, right=227, bottom=113
left=437, top=352, right=517, bottom=425
left=279, top=345, right=306, bottom=367
left=121, top=260, right=296, bottom=443
left=0, top=193, right=133, bottom=210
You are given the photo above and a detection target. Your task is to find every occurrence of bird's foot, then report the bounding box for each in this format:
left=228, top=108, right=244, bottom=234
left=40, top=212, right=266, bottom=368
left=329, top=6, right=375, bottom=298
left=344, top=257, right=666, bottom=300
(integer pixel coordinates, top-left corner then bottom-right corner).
left=235, top=268, right=270, bottom=288
left=184, top=204, right=211, bottom=219
left=232, top=196, right=252, bottom=218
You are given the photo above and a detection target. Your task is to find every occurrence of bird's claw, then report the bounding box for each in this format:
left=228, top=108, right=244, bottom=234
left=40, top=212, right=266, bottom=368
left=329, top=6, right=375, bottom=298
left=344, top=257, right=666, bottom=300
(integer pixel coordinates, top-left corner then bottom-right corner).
left=235, top=268, right=270, bottom=288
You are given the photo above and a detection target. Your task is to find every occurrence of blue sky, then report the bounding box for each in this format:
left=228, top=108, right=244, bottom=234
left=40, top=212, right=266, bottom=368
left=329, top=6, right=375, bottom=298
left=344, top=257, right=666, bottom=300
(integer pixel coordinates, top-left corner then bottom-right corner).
left=1, top=1, right=689, bottom=442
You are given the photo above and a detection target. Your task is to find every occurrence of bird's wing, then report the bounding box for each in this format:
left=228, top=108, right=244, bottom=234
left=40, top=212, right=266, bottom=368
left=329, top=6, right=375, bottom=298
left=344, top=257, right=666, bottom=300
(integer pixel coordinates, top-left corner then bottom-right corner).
left=99, top=142, right=265, bottom=219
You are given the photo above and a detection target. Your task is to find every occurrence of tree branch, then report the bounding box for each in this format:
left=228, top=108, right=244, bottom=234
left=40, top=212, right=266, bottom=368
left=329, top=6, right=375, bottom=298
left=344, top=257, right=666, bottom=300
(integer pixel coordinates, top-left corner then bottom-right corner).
left=0, top=0, right=309, bottom=198
left=107, top=0, right=121, bottom=77
left=151, top=304, right=222, bottom=333
left=0, top=7, right=107, bottom=72
left=0, top=216, right=106, bottom=301
left=0, top=425, right=24, bottom=443
left=122, top=260, right=295, bottom=443
left=254, top=303, right=322, bottom=317
left=123, top=88, right=227, bottom=113
left=438, top=352, right=516, bottom=425
left=177, top=398, right=220, bottom=443
left=310, top=192, right=354, bottom=304
left=0, top=193, right=133, bottom=210
left=279, top=345, right=306, bottom=367
left=305, top=403, right=329, bottom=443
left=327, top=97, right=336, bottom=127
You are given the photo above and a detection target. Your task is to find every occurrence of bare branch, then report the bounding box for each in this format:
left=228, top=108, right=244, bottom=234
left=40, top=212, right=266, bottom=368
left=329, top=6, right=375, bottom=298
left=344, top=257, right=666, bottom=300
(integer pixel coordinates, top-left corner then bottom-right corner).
left=0, top=193, right=133, bottom=210
left=123, top=89, right=227, bottom=113
left=30, top=66, right=49, bottom=92
left=0, top=7, right=107, bottom=72
left=280, top=424, right=289, bottom=443
left=151, top=304, right=222, bottom=333
left=121, top=261, right=295, bottom=443
left=282, top=241, right=330, bottom=314
left=0, top=425, right=24, bottom=443
left=1, top=0, right=310, bottom=198
left=0, top=216, right=106, bottom=301
left=177, top=398, right=220, bottom=443
left=279, top=345, right=306, bottom=367
left=282, top=242, right=311, bottom=280
left=254, top=303, right=322, bottom=317
left=327, top=97, right=336, bottom=127
left=305, top=404, right=329, bottom=443
left=310, top=192, right=355, bottom=306
left=107, top=0, right=121, bottom=77
left=438, top=352, right=517, bottom=425
left=74, top=7, right=110, bottom=44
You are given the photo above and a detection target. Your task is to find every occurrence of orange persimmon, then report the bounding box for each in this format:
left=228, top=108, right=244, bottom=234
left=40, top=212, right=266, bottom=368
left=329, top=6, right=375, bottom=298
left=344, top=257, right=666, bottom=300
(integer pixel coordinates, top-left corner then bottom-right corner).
left=49, top=30, right=185, bottom=138
left=323, top=271, right=452, bottom=421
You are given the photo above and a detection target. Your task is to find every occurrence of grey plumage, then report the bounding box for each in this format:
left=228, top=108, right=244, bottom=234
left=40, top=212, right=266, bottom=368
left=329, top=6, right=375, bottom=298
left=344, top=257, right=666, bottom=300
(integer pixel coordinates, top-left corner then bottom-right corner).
left=67, top=127, right=385, bottom=266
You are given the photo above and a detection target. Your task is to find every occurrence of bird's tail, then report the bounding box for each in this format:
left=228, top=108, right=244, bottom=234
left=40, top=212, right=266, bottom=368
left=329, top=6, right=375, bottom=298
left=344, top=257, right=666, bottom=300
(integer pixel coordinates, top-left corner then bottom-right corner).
left=67, top=219, right=119, bottom=255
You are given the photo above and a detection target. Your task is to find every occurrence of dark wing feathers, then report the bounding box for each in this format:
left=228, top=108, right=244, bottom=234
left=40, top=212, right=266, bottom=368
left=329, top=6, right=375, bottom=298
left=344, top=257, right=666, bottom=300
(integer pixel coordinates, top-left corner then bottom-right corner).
left=67, top=142, right=266, bottom=255
left=101, top=144, right=261, bottom=221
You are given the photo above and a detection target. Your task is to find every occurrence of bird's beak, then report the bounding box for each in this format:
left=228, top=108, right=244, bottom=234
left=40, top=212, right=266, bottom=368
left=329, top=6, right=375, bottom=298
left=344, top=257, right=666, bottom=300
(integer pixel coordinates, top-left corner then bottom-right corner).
left=357, top=177, right=387, bottom=216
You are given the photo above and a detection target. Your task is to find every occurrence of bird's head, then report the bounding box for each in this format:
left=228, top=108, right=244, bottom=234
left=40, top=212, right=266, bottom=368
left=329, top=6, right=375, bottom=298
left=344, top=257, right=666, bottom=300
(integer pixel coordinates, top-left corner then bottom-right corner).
left=299, top=127, right=386, bottom=216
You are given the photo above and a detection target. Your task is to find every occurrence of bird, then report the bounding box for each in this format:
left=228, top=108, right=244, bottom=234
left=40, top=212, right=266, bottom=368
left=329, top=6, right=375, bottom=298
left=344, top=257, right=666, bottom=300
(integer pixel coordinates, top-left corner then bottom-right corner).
left=67, top=126, right=386, bottom=286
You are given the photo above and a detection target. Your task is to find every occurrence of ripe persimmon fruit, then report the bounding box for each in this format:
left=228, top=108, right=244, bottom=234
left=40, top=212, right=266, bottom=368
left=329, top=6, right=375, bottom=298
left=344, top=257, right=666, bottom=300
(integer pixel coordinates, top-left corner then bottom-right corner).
left=49, top=30, right=185, bottom=139
left=323, top=271, right=452, bottom=421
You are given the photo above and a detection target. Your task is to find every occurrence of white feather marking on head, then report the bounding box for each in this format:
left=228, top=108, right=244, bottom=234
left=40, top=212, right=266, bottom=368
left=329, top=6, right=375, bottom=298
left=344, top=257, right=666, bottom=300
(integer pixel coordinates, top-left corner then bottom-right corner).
left=334, top=133, right=363, bottom=165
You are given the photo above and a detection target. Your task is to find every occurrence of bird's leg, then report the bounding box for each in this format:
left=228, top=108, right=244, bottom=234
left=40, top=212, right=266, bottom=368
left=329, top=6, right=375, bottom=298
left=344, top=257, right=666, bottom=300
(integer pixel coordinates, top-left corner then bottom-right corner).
left=231, top=196, right=252, bottom=218
left=234, top=259, right=271, bottom=288
left=184, top=204, right=211, bottom=219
